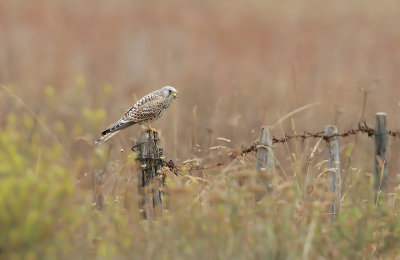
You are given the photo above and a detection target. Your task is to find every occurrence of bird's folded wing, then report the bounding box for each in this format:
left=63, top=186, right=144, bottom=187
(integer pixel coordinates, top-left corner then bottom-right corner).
left=122, top=95, right=164, bottom=122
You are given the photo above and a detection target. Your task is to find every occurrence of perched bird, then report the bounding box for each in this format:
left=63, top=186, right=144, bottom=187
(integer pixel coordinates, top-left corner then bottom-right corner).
left=95, top=86, right=178, bottom=145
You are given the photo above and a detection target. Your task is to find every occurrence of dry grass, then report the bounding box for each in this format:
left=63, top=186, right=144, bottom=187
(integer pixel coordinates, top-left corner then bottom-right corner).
left=1, top=0, right=400, bottom=259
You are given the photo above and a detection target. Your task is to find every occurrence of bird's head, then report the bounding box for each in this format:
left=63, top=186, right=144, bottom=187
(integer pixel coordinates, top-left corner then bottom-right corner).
left=160, top=86, right=178, bottom=99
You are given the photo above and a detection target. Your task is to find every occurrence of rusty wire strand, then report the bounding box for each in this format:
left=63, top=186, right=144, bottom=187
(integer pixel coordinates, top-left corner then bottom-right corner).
left=161, top=123, right=400, bottom=175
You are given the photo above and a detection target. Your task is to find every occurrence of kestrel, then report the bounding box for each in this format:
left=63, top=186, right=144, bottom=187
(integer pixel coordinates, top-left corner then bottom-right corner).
left=95, top=86, right=178, bottom=145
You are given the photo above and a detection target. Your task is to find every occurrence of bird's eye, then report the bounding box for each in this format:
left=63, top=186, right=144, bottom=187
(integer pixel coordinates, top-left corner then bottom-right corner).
left=169, top=90, right=172, bottom=93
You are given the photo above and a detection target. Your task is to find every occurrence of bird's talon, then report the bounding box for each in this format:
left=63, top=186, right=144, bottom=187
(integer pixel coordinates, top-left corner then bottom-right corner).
left=145, top=126, right=159, bottom=133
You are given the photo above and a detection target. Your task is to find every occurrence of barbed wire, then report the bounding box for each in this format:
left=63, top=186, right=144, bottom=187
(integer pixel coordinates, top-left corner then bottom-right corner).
left=162, top=142, right=258, bottom=175
left=162, top=122, right=400, bottom=175
left=272, top=122, right=371, bottom=144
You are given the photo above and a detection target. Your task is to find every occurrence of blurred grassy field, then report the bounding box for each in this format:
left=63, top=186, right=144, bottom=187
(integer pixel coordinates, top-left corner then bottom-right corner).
left=1, top=0, right=400, bottom=259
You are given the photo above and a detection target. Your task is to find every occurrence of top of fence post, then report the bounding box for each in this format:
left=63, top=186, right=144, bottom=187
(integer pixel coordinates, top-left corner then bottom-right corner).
left=256, top=126, right=275, bottom=173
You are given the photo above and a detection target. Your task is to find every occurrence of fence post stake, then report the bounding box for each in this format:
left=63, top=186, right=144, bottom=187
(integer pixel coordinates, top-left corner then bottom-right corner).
left=92, top=169, right=105, bottom=210
left=256, top=126, right=275, bottom=189
left=132, top=130, right=165, bottom=219
left=374, top=112, right=389, bottom=197
left=324, top=125, right=341, bottom=219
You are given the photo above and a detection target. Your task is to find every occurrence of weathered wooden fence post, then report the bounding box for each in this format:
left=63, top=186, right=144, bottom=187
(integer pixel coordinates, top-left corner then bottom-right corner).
left=374, top=112, right=389, bottom=197
left=132, top=130, right=164, bottom=219
left=324, top=125, right=341, bottom=219
left=256, top=126, right=275, bottom=189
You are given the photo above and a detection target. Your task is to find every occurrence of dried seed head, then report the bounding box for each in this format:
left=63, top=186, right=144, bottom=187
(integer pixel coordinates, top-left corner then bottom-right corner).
left=217, top=137, right=231, bottom=143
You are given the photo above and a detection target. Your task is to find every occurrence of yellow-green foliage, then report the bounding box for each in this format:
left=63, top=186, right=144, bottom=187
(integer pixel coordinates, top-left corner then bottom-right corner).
left=0, top=116, right=85, bottom=259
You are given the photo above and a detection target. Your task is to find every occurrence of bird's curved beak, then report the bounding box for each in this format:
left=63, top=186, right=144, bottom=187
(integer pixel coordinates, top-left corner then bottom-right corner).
left=172, top=93, right=177, bottom=99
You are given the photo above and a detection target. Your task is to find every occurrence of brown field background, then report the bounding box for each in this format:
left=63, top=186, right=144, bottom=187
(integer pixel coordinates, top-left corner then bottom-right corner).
left=1, top=0, right=400, bottom=183
left=3, top=1, right=400, bottom=258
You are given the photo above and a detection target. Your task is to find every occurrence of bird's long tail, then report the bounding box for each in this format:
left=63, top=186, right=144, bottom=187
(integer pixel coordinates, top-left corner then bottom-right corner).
left=95, top=119, right=136, bottom=145
left=95, top=131, right=120, bottom=145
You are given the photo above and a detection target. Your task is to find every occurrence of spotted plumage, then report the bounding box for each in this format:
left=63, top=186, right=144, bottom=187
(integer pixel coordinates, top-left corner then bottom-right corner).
left=95, top=86, right=178, bottom=144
